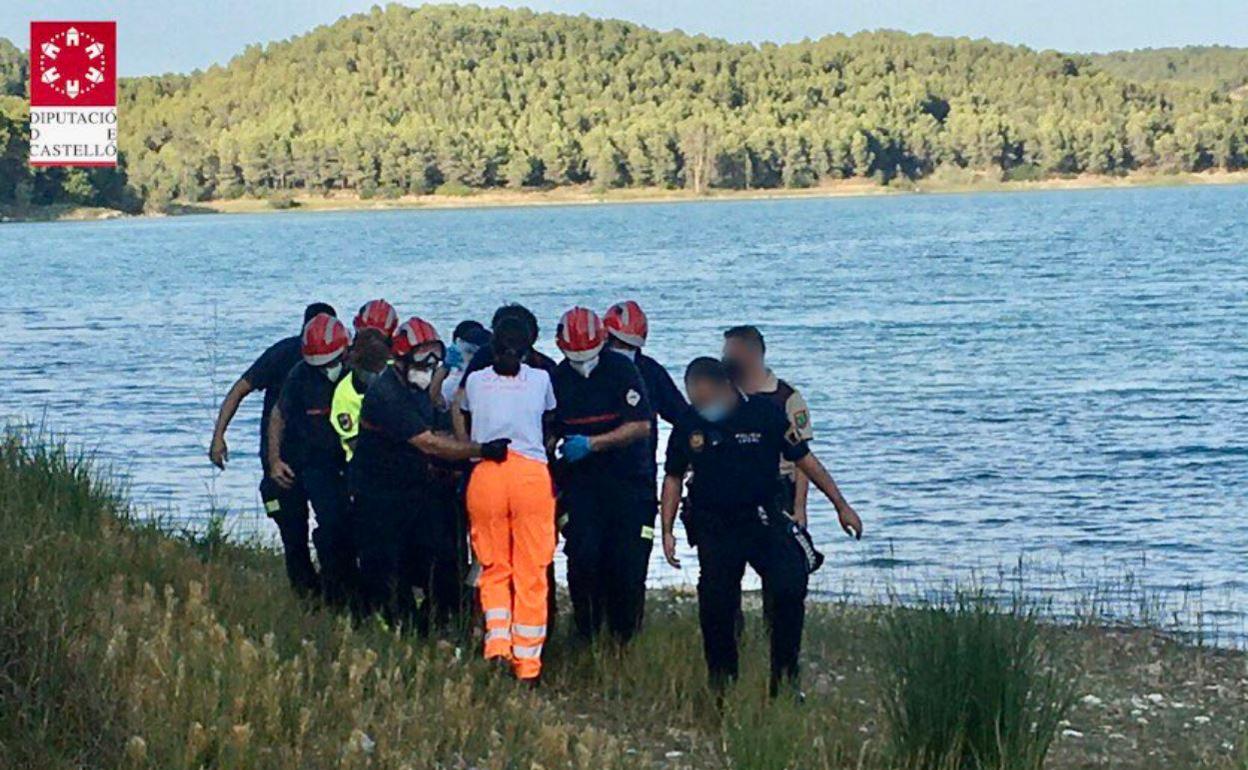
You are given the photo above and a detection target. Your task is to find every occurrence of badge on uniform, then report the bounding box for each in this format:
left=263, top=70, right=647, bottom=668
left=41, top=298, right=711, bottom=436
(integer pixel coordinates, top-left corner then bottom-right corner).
left=794, top=410, right=810, bottom=431
left=337, top=413, right=353, bottom=431
left=689, top=430, right=705, bottom=452
left=625, top=388, right=641, bottom=407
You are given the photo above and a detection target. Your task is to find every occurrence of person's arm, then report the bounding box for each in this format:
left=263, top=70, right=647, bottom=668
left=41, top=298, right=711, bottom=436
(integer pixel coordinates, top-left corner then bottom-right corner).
left=409, top=430, right=508, bottom=462
left=794, top=453, right=862, bottom=540
left=266, top=408, right=296, bottom=489
left=793, top=469, right=811, bottom=527
left=660, top=473, right=684, bottom=568
left=430, top=366, right=451, bottom=411
left=587, top=419, right=650, bottom=452
left=209, top=377, right=254, bottom=469
left=660, top=419, right=691, bottom=567
left=786, top=389, right=815, bottom=526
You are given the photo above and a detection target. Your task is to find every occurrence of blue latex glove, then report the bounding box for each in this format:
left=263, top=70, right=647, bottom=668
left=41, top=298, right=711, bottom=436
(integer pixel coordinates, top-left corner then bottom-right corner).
left=444, top=344, right=464, bottom=370
left=560, top=435, right=593, bottom=463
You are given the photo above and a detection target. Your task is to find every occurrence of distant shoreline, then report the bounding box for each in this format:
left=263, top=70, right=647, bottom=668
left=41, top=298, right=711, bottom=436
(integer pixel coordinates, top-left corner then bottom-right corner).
left=5, top=169, right=1247, bottom=223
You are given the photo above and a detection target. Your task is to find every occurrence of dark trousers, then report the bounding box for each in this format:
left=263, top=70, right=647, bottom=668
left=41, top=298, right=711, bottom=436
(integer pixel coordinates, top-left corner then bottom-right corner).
left=563, top=476, right=654, bottom=643
left=260, top=475, right=319, bottom=598
left=302, top=465, right=357, bottom=611
left=696, top=514, right=808, bottom=692
left=356, top=484, right=465, bottom=634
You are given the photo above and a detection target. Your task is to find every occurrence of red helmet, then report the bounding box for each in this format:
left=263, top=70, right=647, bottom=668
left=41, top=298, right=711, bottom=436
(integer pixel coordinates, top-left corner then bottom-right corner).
left=301, top=313, right=350, bottom=366
left=392, top=317, right=443, bottom=360
left=353, top=299, right=399, bottom=339
left=556, top=306, right=607, bottom=362
left=603, top=300, right=648, bottom=348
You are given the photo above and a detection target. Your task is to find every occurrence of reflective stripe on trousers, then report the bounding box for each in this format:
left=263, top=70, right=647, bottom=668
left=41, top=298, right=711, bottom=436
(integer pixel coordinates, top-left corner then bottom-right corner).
left=467, top=452, right=556, bottom=679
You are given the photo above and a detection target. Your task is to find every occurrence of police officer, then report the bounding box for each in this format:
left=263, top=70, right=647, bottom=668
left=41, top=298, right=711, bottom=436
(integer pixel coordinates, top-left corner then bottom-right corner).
left=268, top=313, right=356, bottom=609
left=352, top=317, right=510, bottom=631
left=722, top=325, right=814, bottom=526
left=552, top=307, right=654, bottom=643
left=209, top=301, right=335, bottom=598
left=660, top=358, right=862, bottom=695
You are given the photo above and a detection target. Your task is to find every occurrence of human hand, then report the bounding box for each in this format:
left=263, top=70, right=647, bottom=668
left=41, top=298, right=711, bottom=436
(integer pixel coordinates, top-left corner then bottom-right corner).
left=209, top=435, right=229, bottom=469
left=444, top=345, right=464, bottom=369
left=270, top=459, right=296, bottom=489
left=480, top=438, right=511, bottom=462
left=560, top=435, right=592, bottom=463
left=663, top=530, right=681, bottom=568
left=837, top=502, right=862, bottom=540
left=791, top=503, right=808, bottom=528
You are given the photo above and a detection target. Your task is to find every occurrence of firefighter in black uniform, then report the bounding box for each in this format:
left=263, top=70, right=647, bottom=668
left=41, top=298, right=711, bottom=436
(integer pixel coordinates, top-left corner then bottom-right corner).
left=551, top=307, right=654, bottom=644
left=209, top=301, right=335, bottom=599
left=352, top=317, right=509, bottom=632
left=660, top=357, right=863, bottom=695
left=267, top=313, right=356, bottom=609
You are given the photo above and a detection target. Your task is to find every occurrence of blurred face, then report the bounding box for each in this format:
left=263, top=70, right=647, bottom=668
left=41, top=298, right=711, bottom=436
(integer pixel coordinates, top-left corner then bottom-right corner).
left=685, top=377, right=738, bottom=422
left=721, top=337, right=763, bottom=382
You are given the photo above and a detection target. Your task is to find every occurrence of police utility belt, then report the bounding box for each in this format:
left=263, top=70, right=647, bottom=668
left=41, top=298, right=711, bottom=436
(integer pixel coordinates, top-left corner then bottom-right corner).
left=682, top=492, right=824, bottom=575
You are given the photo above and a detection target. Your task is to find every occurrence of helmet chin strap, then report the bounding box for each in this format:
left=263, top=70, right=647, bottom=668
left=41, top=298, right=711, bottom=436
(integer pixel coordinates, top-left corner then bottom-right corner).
left=569, top=355, right=599, bottom=378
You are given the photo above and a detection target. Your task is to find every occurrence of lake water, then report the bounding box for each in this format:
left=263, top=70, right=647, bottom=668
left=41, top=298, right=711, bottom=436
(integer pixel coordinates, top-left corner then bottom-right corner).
left=3, top=186, right=1246, bottom=640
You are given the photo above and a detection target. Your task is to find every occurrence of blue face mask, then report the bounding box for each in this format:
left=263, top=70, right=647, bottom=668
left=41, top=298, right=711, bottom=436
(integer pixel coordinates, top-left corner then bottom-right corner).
left=697, top=400, right=732, bottom=423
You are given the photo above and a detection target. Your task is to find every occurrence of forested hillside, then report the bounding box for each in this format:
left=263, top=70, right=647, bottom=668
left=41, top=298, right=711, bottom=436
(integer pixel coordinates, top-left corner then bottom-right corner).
left=2, top=4, right=1248, bottom=213
left=1090, top=46, right=1248, bottom=94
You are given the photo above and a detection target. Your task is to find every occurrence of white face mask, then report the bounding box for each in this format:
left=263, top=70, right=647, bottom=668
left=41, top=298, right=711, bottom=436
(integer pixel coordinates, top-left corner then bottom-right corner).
left=569, top=356, right=599, bottom=378
left=613, top=347, right=637, bottom=362
left=406, top=367, right=434, bottom=390
left=323, top=363, right=343, bottom=382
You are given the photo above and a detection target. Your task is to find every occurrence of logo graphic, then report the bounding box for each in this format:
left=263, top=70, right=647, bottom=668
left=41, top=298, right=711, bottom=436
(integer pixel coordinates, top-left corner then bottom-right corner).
left=625, top=388, right=641, bottom=407
left=689, top=430, right=705, bottom=452
left=29, top=21, right=118, bottom=167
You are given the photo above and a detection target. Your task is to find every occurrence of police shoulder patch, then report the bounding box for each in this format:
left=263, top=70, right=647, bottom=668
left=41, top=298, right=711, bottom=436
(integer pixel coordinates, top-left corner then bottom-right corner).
left=625, top=388, right=641, bottom=407
left=689, top=430, right=705, bottom=452
left=337, top=413, right=354, bottom=431
left=794, top=410, right=810, bottom=430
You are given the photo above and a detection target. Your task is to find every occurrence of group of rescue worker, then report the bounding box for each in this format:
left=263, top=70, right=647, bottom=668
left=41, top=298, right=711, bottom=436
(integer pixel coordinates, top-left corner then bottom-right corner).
left=209, top=299, right=863, bottom=694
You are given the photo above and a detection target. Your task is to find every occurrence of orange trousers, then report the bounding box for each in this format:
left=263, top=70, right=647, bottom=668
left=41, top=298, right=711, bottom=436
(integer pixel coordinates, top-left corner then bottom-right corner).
left=466, top=452, right=556, bottom=680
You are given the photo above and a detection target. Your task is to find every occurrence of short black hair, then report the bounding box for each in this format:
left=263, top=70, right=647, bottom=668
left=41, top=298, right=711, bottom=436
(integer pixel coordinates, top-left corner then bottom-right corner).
left=684, top=356, right=731, bottom=384
left=723, top=325, right=765, bottom=355
left=493, top=316, right=531, bottom=353
left=491, top=304, right=539, bottom=346
left=453, top=320, right=491, bottom=346
left=304, top=302, right=337, bottom=325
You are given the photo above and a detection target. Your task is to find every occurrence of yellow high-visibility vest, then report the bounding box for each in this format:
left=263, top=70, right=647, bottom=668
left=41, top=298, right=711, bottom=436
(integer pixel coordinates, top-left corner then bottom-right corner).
left=331, top=374, right=366, bottom=462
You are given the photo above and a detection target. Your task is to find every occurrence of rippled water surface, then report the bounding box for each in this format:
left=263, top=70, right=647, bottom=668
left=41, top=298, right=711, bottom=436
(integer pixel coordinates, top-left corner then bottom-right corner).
left=3, top=187, right=1246, bottom=638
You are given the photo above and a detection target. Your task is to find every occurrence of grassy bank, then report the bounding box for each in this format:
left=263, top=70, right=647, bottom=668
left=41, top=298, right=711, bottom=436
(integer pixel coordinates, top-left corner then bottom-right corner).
left=1, top=431, right=1244, bottom=769
left=5, top=170, right=1248, bottom=223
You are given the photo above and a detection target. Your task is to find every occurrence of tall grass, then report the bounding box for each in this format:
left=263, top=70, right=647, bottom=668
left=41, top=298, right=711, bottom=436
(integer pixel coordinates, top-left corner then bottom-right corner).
left=3, top=429, right=1122, bottom=769
left=875, top=592, right=1079, bottom=770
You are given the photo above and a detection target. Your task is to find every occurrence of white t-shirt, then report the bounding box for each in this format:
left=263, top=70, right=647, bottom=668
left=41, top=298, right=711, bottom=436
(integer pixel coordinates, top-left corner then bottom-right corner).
left=461, top=363, right=556, bottom=462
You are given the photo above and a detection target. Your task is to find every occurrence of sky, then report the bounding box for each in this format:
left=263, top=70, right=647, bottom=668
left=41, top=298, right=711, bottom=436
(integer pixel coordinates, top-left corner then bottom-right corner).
left=3, top=0, right=1247, bottom=77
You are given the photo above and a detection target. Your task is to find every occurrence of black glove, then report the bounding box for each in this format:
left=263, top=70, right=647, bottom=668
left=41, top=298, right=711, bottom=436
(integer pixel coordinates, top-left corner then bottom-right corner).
left=479, top=438, right=511, bottom=462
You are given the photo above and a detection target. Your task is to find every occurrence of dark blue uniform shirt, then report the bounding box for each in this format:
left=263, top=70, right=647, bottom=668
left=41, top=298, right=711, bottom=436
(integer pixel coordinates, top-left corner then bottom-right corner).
left=243, top=335, right=302, bottom=466
left=352, top=366, right=438, bottom=494
left=552, top=352, right=654, bottom=484
left=277, top=361, right=346, bottom=471
left=616, top=350, right=690, bottom=476
left=665, top=395, right=810, bottom=516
